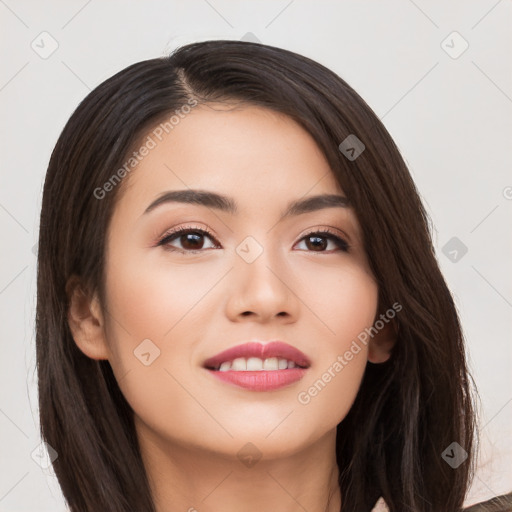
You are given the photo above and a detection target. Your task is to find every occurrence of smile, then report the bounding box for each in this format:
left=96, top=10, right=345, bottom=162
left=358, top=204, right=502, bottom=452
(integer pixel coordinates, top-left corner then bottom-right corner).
left=203, top=341, right=311, bottom=391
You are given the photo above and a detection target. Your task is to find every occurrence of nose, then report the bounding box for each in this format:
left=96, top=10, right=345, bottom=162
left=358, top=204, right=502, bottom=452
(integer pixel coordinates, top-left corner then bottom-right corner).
left=224, top=248, right=299, bottom=324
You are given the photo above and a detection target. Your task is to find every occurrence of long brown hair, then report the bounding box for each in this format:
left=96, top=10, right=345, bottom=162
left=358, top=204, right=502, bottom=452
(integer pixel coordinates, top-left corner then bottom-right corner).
left=37, top=39, right=481, bottom=511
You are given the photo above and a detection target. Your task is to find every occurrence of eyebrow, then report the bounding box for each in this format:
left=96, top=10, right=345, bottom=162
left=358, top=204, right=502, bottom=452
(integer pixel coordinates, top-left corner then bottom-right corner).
left=143, top=189, right=350, bottom=221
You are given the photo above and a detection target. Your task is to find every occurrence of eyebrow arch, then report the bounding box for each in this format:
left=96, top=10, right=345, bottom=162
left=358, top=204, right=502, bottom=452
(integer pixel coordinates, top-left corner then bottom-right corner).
left=143, top=189, right=350, bottom=221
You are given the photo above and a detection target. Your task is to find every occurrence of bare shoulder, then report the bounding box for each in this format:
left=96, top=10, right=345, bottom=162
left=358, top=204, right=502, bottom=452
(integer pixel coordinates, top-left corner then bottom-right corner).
left=369, top=493, right=512, bottom=512
left=463, top=492, right=512, bottom=512
left=371, top=497, right=389, bottom=512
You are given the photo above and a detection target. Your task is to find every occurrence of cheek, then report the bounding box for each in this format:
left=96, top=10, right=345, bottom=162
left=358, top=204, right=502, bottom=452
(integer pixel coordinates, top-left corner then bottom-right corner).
left=293, top=256, right=379, bottom=345
left=291, top=263, right=378, bottom=424
left=100, top=250, right=232, bottom=435
left=104, top=248, right=222, bottom=347
left=100, top=260, right=206, bottom=444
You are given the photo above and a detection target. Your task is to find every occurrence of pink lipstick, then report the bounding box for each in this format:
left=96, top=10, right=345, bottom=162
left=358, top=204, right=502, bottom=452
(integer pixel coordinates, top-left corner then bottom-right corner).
left=203, top=341, right=310, bottom=391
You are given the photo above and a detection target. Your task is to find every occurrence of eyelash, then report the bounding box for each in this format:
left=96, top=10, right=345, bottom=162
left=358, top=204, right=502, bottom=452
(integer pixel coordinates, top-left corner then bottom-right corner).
left=156, top=225, right=350, bottom=254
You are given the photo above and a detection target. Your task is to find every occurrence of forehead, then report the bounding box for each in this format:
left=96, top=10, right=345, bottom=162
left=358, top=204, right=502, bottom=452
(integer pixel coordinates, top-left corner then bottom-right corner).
left=114, top=103, right=357, bottom=227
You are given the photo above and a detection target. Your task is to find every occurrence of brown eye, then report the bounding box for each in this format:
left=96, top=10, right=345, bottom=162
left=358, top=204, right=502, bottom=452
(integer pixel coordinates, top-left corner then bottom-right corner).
left=304, top=234, right=329, bottom=251
left=158, top=227, right=218, bottom=253
left=295, top=230, right=350, bottom=253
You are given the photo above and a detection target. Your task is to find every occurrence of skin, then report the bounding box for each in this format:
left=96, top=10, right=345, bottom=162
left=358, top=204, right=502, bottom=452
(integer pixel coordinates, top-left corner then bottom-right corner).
left=68, top=103, right=397, bottom=512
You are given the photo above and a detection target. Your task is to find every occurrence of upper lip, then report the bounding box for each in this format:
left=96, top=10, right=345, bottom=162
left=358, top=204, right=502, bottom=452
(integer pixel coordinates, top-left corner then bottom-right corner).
left=203, top=341, right=311, bottom=370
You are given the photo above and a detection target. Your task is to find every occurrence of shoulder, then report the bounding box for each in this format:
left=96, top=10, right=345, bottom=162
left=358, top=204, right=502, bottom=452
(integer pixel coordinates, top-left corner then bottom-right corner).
left=463, top=492, right=512, bottom=511
left=370, top=492, right=512, bottom=512
left=371, top=497, right=390, bottom=512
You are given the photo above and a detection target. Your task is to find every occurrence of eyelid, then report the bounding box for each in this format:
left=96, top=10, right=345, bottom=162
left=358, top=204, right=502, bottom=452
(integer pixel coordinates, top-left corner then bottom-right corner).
left=156, top=222, right=350, bottom=242
left=298, top=226, right=351, bottom=252
left=298, top=224, right=351, bottom=244
left=156, top=223, right=219, bottom=247
left=156, top=223, right=351, bottom=253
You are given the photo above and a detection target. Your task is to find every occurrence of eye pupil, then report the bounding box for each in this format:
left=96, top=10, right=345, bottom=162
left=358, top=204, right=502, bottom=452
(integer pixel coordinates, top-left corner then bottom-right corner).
left=182, top=232, right=203, bottom=250
left=307, top=235, right=327, bottom=251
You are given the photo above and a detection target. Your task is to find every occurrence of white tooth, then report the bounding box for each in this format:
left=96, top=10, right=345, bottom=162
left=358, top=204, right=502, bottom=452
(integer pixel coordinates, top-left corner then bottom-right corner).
left=231, top=357, right=247, bottom=371
left=246, top=357, right=263, bottom=371
left=263, top=357, right=279, bottom=370
left=278, top=358, right=288, bottom=370
left=217, top=357, right=298, bottom=372
left=219, top=361, right=232, bottom=372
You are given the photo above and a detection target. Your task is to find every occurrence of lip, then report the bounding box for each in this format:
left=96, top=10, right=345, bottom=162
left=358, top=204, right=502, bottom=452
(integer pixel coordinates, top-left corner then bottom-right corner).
left=202, top=341, right=311, bottom=392
left=207, top=368, right=308, bottom=391
left=202, top=341, right=311, bottom=370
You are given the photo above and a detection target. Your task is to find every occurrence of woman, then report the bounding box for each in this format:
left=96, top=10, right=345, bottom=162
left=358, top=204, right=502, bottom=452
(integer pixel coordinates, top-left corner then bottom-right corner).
left=35, top=39, right=510, bottom=511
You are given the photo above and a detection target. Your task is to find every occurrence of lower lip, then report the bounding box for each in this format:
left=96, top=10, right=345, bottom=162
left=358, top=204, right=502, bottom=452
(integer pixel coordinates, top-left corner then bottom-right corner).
left=206, top=368, right=308, bottom=391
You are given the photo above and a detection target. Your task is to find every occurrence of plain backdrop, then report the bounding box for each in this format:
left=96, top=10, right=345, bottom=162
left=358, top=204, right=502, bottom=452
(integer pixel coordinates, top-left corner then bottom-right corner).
left=0, top=1, right=511, bottom=510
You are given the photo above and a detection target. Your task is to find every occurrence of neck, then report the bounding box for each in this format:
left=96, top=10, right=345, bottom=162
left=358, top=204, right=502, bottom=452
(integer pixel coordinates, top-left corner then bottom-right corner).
left=135, top=418, right=341, bottom=512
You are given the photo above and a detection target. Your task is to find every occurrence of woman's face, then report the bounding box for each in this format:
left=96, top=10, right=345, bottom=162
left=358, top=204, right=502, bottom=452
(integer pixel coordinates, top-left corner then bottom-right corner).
left=98, top=103, right=379, bottom=459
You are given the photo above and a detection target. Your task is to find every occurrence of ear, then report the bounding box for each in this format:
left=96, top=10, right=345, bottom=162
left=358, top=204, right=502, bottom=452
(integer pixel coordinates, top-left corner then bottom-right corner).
left=66, top=275, right=110, bottom=360
left=367, top=314, right=398, bottom=364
